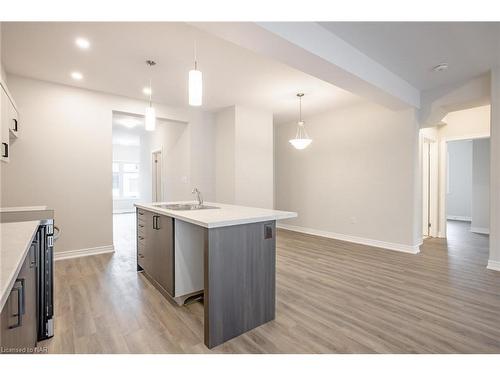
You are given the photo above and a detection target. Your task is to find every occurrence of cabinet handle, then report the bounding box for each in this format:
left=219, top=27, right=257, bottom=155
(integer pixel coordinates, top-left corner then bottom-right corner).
left=2, top=142, right=8, bottom=158
left=13, top=119, right=18, bottom=132
left=9, top=278, right=25, bottom=329
left=30, top=244, right=37, bottom=268
left=153, top=215, right=160, bottom=230
left=138, top=236, right=144, bottom=240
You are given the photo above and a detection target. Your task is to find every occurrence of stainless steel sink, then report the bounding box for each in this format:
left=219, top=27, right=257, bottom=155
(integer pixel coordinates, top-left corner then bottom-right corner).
left=154, top=203, right=220, bottom=211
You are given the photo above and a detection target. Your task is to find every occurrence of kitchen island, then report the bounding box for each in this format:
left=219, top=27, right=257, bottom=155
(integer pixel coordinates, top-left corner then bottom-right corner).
left=134, top=201, right=297, bottom=348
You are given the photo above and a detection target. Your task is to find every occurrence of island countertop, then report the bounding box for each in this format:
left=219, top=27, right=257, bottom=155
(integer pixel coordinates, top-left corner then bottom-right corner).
left=134, top=201, right=297, bottom=228
left=0, top=220, right=40, bottom=311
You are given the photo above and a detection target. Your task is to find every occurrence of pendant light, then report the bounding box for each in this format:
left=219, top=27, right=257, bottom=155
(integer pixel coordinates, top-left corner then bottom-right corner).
left=145, top=60, right=156, bottom=131
left=289, top=93, right=312, bottom=150
left=189, top=41, right=202, bottom=106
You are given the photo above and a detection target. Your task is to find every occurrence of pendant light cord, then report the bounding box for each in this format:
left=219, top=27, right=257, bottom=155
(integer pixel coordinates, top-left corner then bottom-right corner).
left=194, top=39, right=198, bottom=70
left=299, top=95, right=302, bottom=123
left=149, top=76, right=152, bottom=107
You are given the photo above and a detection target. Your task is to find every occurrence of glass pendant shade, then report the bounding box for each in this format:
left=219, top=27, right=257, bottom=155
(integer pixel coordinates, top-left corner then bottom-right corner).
left=289, top=121, right=312, bottom=150
left=145, top=106, right=156, bottom=131
left=189, top=69, right=203, bottom=106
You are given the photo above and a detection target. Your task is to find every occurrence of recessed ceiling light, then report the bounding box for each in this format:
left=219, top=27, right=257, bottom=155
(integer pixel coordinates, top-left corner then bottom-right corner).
left=142, top=87, right=152, bottom=95
left=75, top=37, right=90, bottom=49
left=71, top=71, right=83, bottom=80
left=433, top=63, right=449, bottom=72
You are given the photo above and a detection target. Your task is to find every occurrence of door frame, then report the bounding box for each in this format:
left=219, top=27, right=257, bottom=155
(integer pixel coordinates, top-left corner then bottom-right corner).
left=421, top=136, right=439, bottom=238
left=438, top=133, right=490, bottom=238
left=152, top=148, right=163, bottom=202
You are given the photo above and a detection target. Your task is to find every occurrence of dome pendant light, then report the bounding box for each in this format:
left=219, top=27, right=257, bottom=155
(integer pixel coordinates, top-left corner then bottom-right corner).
left=289, top=93, right=312, bottom=150
left=189, top=41, right=203, bottom=106
left=145, top=60, right=156, bottom=132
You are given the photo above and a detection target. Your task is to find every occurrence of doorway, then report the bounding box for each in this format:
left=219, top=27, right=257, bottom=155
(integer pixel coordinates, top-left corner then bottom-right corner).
left=439, top=136, right=491, bottom=240
left=152, top=149, right=162, bottom=202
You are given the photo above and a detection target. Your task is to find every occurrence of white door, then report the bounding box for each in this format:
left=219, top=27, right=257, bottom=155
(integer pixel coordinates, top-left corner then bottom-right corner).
left=152, top=150, right=162, bottom=202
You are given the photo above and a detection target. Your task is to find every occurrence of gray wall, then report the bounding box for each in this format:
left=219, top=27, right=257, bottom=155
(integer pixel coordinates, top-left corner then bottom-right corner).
left=446, top=140, right=473, bottom=220
left=472, top=138, right=490, bottom=233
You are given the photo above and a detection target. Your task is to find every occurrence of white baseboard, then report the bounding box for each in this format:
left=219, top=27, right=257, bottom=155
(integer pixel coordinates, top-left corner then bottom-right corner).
left=446, top=215, right=471, bottom=222
left=470, top=227, right=490, bottom=235
left=54, top=245, right=115, bottom=261
left=487, top=260, right=500, bottom=272
left=277, top=224, right=420, bottom=254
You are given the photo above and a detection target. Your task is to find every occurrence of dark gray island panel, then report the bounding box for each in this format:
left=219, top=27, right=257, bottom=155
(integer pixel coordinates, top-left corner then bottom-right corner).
left=204, top=220, right=276, bottom=348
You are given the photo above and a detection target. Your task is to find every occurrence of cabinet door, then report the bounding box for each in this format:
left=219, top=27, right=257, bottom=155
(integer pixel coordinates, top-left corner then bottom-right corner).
left=152, top=214, right=174, bottom=296
left=23, top=245, right=38, bottom=347
left=0, top=249, right=37, bottom=352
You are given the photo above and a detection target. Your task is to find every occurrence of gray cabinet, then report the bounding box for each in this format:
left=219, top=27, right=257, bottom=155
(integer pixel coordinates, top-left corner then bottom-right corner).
left=151, top=214, right=174, bottom=296
left=0, top=245, right=37, bottom=353
left=136, top=209, right=174, bottom=297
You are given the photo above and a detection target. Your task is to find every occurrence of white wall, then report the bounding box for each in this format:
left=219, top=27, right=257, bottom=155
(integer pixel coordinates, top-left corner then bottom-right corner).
left=276, top=101, right=421, bottom=250
left=234, top=106, right=274, bottom=208
left=446, top=140, right=473, bottom=220
left=215, top=105, right=274, bottom=209
left=472, top=138, right=490, bottom=234
left=440, top=105, right=491, bottom=139
left=1, top=75, right=215, bottom=254
left=215, top=107, right=235, bottom=204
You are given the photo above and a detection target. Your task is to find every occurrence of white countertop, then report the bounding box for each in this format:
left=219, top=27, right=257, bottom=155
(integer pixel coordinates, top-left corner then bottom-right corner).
left=135, top=201, right=297, bottom=228
left=0, top=206, right=48, bottom=212
left=0, top=220, right=40, bottom=311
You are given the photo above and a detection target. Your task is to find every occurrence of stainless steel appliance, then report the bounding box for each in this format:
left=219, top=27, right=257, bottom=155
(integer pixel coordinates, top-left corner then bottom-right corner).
left=34, top=220, right=55, bottom=340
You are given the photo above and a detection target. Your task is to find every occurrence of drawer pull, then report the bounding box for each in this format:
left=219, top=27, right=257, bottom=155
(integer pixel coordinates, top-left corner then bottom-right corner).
left=2, top=142, right=8, bottom=158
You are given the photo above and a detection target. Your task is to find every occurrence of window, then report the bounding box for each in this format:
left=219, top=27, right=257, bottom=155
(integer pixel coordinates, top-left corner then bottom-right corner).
left=112, top=161, right=140, bottom=199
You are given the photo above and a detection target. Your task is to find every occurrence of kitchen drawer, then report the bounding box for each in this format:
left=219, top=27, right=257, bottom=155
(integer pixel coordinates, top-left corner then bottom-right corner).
left=137, top=223, right=146, bottom=235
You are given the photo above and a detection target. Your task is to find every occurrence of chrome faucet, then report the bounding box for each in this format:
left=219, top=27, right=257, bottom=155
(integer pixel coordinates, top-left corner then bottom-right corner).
left=192, top=188, right=203, bottom=206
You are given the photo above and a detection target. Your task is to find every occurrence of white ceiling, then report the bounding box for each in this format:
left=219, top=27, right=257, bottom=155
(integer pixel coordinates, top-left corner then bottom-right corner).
left=1, top=22, right=362, bottom=124
left=320, top=22, right=500, bottom=91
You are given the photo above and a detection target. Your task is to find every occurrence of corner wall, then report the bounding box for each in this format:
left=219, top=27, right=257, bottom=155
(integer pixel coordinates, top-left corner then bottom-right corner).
left=215, top=105, right=274, bottom=209
left=472, top=138, right=490, bottom=234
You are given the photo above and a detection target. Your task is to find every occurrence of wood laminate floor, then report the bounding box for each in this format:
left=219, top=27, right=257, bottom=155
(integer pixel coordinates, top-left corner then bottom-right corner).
left=40, top=216, right=500, bottom=353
